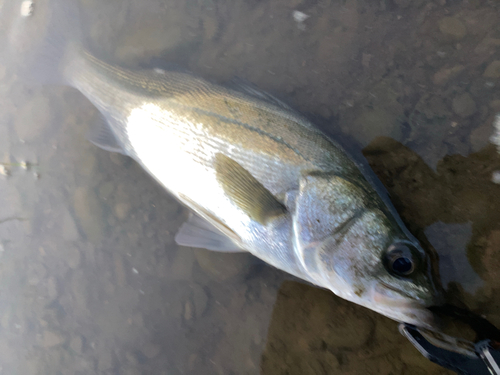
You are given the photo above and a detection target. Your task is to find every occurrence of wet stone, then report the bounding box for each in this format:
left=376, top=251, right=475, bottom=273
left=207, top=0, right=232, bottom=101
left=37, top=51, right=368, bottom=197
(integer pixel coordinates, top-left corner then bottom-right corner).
left=42, top=330, right=65, bottom=348
left=69, top=335, right=84, bottom=354
left=63, top=244, right=81, bottom=269
left=191, top=284, right=209, bottom=319
left=432, top=65, right=464, bottom=86
left=27, top=263, right=47, bottom=286
left=125, top=350, right=140, bottom=365
left=484, top=61, right=500, bottom=78
left=114, top=202, right=131, bottom=220
left=61, top=208, right=80, bottom=241
left=98, top=182, right=115, bottom=200
left=352, top=108, right=403, bottom=146
left=452, top=93, right=477, bottom=118
left=470, top=122, right=492, bottom=152
left=492, top=171, right=500, bottom=184
left=489, top=99, right=500, bottom=112
left=183, top=300, right=194, bottom=321
left=439, top=17, right=467, bottom=39
left=141, top=342, right=161, bottom=359
left=114, top=13, right=191, bottom=63
left=97, top=349, right=114, bottom=371
left=73, top=187, right=105, bottom=243
left=202, top=16, right=218, bottom=41
left=47, top=276, right=59, bottom=301
left=194, top=249, right=254, bottom=282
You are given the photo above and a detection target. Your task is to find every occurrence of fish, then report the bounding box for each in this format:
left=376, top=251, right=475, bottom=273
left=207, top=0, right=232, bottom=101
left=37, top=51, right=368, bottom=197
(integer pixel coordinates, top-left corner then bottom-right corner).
left=3, top=0, right=442, bottom=328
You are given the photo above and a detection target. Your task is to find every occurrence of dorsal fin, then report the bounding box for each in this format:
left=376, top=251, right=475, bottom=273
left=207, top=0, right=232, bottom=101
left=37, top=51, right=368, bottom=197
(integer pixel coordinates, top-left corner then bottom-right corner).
left=227, top=77, right=294, bottom=111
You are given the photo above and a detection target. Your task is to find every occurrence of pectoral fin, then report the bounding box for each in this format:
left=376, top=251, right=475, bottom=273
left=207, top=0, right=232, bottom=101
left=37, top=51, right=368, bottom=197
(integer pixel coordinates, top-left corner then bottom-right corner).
left=175, top=214, right=246, bottom=252
left=214, top=153, right=287, bottom=224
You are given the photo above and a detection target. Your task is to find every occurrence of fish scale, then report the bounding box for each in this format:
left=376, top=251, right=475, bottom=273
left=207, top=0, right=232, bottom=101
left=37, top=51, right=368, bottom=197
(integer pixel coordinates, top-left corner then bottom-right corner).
left=4, top=0, right=442, bottom=329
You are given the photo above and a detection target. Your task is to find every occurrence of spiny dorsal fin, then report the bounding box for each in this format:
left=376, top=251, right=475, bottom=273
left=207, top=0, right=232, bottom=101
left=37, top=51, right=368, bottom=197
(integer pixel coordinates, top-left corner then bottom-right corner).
left=228, top=77, right=294, bottom=111
left=214, top=153, right=287, bottom=224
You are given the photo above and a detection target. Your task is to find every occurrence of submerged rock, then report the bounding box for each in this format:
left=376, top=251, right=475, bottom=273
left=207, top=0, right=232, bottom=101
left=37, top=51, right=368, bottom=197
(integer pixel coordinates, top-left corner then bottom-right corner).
left=42, top=330, right=65, bottom=348
left=439, top=17, right=467, bottom=39
left=352, top=108, right=403, bottom=146
left=452, top=93, right=477, bottom=118
left=484, top=61, right=500, bottom=78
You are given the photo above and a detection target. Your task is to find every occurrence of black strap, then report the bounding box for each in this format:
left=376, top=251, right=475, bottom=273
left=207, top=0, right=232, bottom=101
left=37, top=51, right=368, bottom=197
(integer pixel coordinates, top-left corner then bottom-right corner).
left=400, top=324, right=499, bottom=375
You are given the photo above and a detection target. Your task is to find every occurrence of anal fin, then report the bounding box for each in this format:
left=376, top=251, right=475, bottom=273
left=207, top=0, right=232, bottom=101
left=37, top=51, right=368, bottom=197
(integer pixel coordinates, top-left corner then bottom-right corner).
left=175, top=214, right=246, bottom=252
left=87, top=113, right=127, bottom=155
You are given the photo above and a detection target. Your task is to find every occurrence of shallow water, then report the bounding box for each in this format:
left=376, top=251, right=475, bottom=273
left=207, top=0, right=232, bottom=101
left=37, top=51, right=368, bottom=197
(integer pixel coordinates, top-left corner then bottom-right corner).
left=1, top=0, right=500, bottom=374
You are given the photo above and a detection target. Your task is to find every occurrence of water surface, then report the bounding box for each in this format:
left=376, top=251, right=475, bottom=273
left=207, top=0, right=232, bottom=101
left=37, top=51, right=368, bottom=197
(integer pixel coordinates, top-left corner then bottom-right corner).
left=1, top=0, right=500, bottom=374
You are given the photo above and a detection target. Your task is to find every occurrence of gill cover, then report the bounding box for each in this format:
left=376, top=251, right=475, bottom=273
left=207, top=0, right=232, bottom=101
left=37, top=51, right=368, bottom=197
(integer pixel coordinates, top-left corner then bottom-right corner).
left=292, top=172, right=369, bottom=282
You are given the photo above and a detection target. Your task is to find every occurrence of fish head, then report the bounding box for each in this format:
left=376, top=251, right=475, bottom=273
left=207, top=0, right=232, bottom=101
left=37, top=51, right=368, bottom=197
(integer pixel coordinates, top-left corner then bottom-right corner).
left=293, top=172, right=441, bottom=329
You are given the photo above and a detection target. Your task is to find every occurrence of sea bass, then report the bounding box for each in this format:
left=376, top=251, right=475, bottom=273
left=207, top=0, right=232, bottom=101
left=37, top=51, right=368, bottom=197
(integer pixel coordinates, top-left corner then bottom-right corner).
left=3, top=0, right=441, bottom=327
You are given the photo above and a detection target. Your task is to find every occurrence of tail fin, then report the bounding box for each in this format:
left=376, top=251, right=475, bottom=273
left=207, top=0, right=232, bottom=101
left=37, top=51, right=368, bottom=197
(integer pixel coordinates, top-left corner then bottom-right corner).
left=0, top=0, right=82, bottom=84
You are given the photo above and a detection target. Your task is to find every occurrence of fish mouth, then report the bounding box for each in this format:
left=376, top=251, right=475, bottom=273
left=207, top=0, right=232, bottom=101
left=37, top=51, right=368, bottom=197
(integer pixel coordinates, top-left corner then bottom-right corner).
left=371, top=284, right=439, bottom=329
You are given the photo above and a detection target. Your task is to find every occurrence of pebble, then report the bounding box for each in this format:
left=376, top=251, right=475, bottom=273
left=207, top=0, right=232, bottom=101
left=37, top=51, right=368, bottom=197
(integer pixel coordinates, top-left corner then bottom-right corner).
left=0, top=164, right=9, bottom=177
left=114, top=202, right=131, bottom=220
left=114, top=15, right=187, bottom=63
left=97, top=349, right=114, bottom=371
left=469, top=122, right=492, bottom=152
left=184, top=300, right=194, bottom=321
left=352, top=108, right=403, bottom=146
left=63, top=245, right=81, bottom=269
left=69, top=335, right=83, bottom=354
left=73, top=187, right=105, bottom=243
left=432, top=65, right=464, bottom=85
left=194, top=249, right=253, bottom=282
left=141, top=342, right=161, bottom=359
left=125, top=350, right=140, bottom=365
left=47, top=276, right=59, bottom=301
left=27, top=263, right=47, bottom=286
left=98, top=182, right=115, bottom=200
left=42, top=330, right=65, bottom=348
left=492, top=171, right=500, bottom=184
left=61, top=208, right=80, bottom=241
left=202, top=16, right=218, bottom=41
left=452, top=93, right=477, bottom=118
left=483, top=60, right=500, bottom=78
left=191, top=284, right=209, bottom=318
left=489, top=99, right=500, bottom=112
left=438, top=17, right=467, bottom=39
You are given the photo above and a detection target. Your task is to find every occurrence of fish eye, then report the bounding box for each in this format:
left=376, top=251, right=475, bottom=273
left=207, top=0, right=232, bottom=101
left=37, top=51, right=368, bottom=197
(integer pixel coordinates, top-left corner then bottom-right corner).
left=384, top=243, right=418, bottom=277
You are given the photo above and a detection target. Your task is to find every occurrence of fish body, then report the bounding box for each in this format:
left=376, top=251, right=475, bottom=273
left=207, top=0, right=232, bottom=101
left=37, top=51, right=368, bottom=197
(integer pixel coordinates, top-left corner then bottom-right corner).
left=69, top=52, right=370, bottom=281
left=3, top=0, right=441, bottom=328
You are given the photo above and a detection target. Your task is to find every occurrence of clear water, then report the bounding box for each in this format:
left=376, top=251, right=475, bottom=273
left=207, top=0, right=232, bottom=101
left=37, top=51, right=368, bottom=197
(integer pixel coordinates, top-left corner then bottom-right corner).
left=1, top=0, right=500, bottom=374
